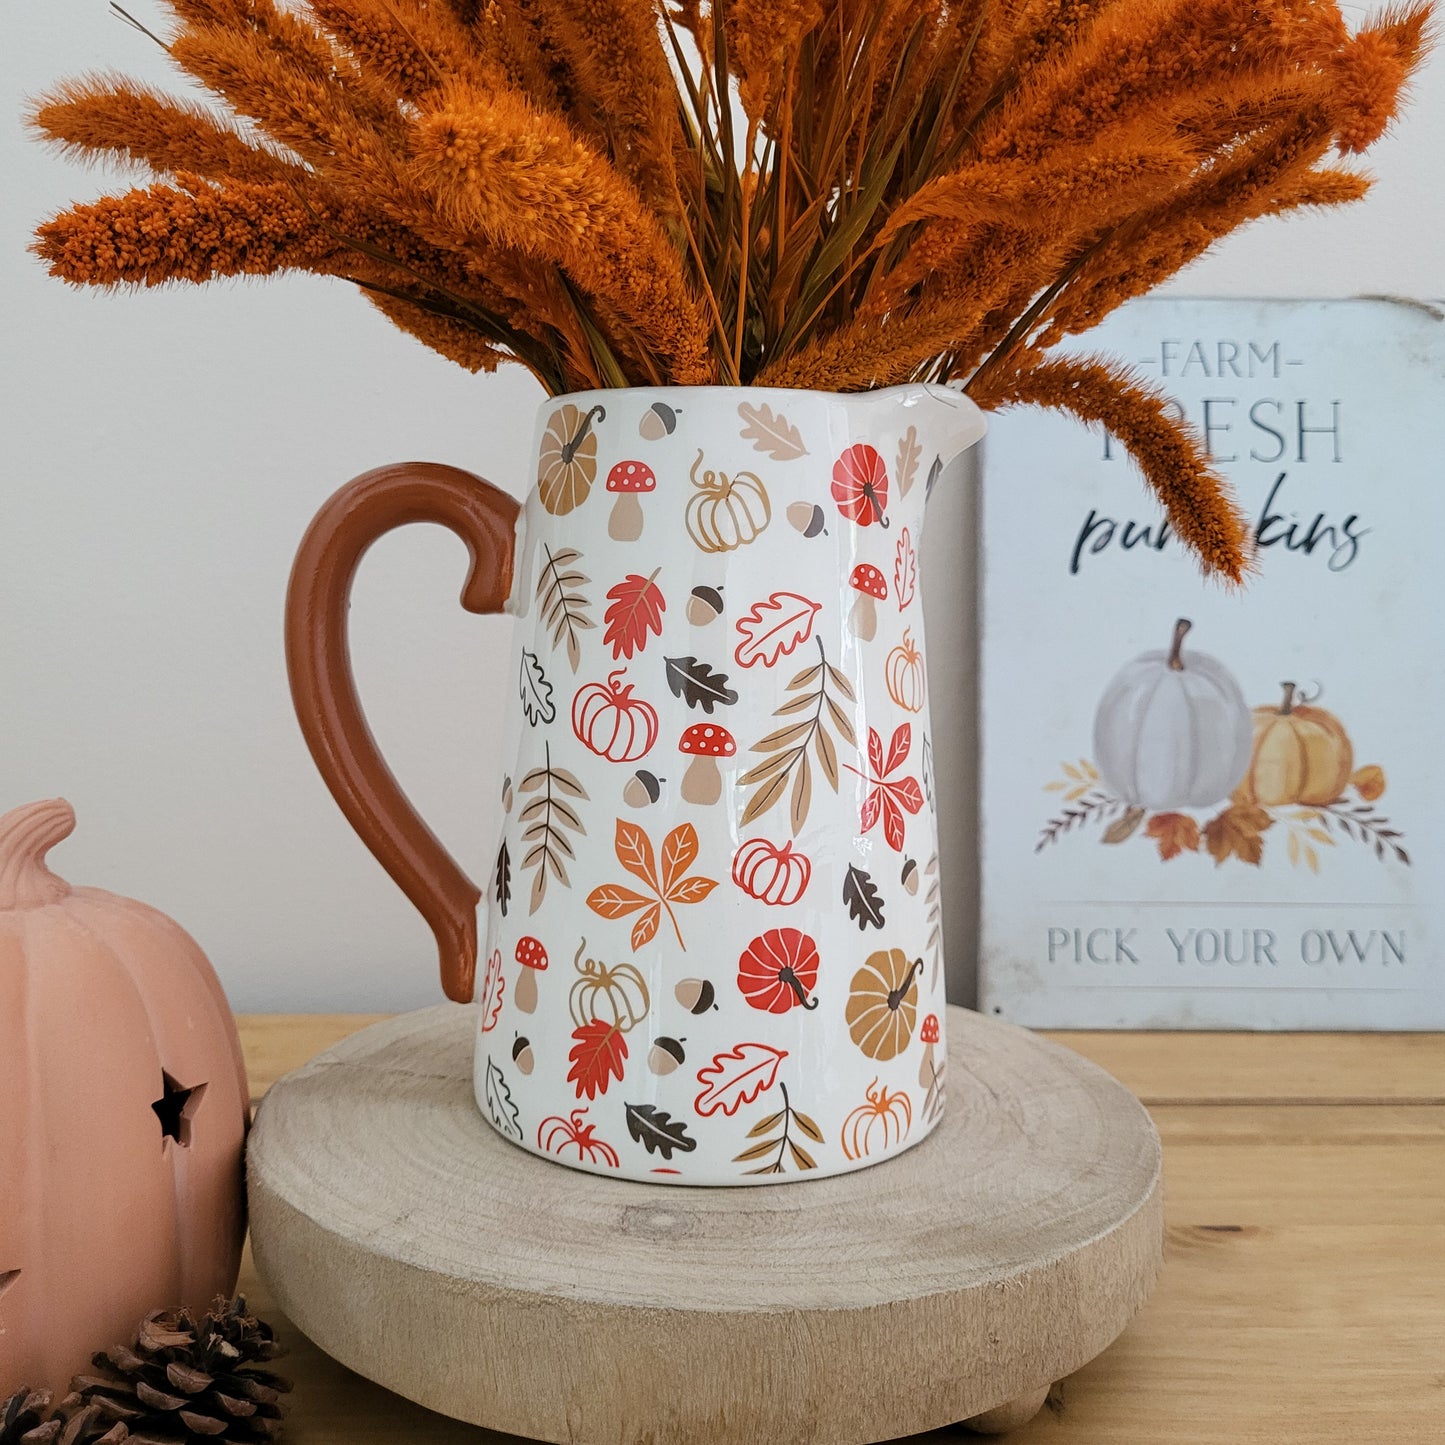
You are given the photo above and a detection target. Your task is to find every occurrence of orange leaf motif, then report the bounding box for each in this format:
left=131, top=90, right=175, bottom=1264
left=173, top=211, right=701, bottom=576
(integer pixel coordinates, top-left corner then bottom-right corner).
left=1351, top=764, right=1386, bottom=802
left=694, top=1043, right=789, bottom=1117
left=1202, top=804, right=1274, bottom=867
left=587, top=819, right=718, bottom=950
left=1146, top=812, right=1201, bottom=861
left=567, top=1019, right=627, bottom=1100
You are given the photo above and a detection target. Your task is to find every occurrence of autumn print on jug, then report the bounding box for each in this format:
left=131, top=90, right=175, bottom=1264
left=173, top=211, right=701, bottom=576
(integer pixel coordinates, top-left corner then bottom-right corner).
left=470, top=385, right=985, bottom=1183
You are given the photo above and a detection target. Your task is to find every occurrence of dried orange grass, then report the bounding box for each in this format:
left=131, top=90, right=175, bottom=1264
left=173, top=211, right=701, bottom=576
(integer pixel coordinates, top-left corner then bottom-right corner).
left=29, top=0, right=1437, bottom=578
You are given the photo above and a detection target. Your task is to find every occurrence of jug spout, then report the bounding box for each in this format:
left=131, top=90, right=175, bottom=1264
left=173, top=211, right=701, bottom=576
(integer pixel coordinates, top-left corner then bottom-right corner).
left=909, top=383, right=988, bottom=474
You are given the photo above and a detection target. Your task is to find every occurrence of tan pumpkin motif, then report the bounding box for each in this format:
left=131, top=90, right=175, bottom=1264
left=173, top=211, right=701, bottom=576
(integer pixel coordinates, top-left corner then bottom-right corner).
left=1236, top=682, right=1354, bottom=807
left=572, top=670, right=659, bottom=763
left=731, top=837, right=812, bottom=906
left=885, top=630, right=926, bottom=713
left=841, top=1079, right=913, bottom=1160
left=537, top=402, right=606, bottom=516
left=568, top=940, right=650, bottom=1032
left=845, top=947, right=923, bottom=1061
left=685, top=450, right=772, bottom=553
left=0, top=800, right=248, bottom=1396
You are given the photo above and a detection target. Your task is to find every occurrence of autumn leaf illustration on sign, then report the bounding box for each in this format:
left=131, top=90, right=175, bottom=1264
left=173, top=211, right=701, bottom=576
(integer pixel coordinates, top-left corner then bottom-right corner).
left=831, top=443, right=890, bottom=528
left=567, top=1018, right=628, bottom=1100
left=734, top=591, right=822, bottom=669
left=519, top=648, right=555, bottom=725
left=586, top=819, right=719, bottom=950
left=603, top=569, right=665, bottom=660
left=535, top=544, right=594, bottom=673
left=1147, top=812, right=1201, bottom=861
left=694, top=1043, right=788, bottom=1117
left=847, top=724, right=925, bottom=851
left=739, top=637, right=856, bottom=835
left=737, top=400, right=808, bottom=460
left=1202, top=804, right=1274, bottom=866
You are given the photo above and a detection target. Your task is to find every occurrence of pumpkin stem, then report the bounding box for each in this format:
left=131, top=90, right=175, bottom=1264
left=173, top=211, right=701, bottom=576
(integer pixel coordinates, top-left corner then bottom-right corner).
left=1279, top=682, right=1297, bottom=715
left=1168, top=617, right=1192, bottom=671
left=0, top=799, right=76, bottom=910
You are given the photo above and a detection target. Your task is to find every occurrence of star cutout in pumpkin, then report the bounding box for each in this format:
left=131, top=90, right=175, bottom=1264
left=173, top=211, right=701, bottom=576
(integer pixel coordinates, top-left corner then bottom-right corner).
left=151, top=1072, right=207, bottom=1148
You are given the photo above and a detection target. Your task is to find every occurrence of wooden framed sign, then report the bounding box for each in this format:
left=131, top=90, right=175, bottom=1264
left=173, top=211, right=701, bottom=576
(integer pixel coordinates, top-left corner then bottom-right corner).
left=978, top=298, right=1444, bottom=1029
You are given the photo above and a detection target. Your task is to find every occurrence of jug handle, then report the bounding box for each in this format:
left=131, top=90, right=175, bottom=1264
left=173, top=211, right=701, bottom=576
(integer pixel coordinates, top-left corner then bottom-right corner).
left=284, top=463, right=522, bottom=1004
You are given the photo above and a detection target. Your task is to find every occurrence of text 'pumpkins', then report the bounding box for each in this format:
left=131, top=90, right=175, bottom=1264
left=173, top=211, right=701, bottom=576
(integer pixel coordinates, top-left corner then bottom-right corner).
left=0, top=800, right=249, bottom=1396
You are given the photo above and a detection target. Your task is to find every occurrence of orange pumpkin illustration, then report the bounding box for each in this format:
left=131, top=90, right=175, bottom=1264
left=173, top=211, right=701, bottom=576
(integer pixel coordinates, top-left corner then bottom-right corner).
left=537, top=402, right=605, bottom=516
left=841, top=1079, right=913, bottom=1160
left=537, top=1109, right=620, bottom=1168
left=1236, top=682, right=1354, bottom=807
left=572, top=670, right=659, bottom=762
left=732, top=837, right=812, bottom=906
left=885, top=630, right=926, bottom=713
left=845, top=948, right=923, bottom=1060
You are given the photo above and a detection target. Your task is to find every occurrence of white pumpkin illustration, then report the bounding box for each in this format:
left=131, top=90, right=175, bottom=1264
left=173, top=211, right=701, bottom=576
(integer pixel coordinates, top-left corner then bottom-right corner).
left=1093, top=618, right=1252, bottom=812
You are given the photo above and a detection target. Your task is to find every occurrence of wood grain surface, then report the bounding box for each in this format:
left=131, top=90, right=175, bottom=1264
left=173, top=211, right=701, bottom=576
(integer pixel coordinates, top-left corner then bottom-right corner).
left=236, top=1015, right=1445, bottom=1444
left=247, top=1005, right=1163, bottom=1443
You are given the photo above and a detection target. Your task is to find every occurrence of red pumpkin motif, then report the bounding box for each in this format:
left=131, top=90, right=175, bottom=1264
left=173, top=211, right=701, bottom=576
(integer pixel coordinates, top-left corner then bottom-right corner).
left=831, top=443, right=890, bottom=528
left=731, top=838, right=812, bottom=906
left=738, top=928, right=820, bottom=1012
left=572, top=670, right=659, bottom=763
left=537, top=1108, right=620, bottom=1168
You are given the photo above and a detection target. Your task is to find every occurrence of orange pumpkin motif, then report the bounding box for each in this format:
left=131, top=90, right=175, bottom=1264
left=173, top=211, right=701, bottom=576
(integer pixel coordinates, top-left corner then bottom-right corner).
left=537, top=402, right=606, bottom=516
left=885, top=631, right=926, bottom=713
left=0, top=800, right=248, bottom=1396
left=841, top=1079, right=913, bottom=1160
left=537, top=1108, right=620, bottom=1168
left=572, top=670, right=659, bottom=762
left=1236, top=682, right=1354, bottom=807
left=731, top=837, right=812, bottom=906
left=845, top=948, right=923, bottom=1061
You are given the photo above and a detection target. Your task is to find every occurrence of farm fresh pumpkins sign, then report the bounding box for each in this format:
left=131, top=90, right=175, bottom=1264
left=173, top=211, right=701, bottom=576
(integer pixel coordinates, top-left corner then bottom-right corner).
left=979, top=298, right=1444, bottom=1029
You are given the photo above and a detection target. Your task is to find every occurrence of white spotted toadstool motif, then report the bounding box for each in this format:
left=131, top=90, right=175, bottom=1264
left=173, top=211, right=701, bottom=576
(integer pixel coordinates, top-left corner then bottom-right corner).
left=513, top=936, right=549, bottom=1013
left=606, top=459, right=656, bottom=541
left=848, top=563, right=887, bottom=641
left=678, top=723, right=736, bottom=805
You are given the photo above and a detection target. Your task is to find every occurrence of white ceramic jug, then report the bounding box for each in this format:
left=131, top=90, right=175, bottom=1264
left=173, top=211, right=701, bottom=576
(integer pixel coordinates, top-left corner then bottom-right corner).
left=286, top=384, right=985, bottom=1183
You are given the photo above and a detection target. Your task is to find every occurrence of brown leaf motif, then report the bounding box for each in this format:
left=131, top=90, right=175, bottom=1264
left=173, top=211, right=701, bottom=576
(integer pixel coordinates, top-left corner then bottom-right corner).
left=739, top=637, right=856, bottom=835
left=1146, top=811, right=1200, bottom=861
left=737, top=400, right=807, bottom=460
left=1202, top=804, right=1274, bottom=867
left=518, top=742, right=588, bottom=912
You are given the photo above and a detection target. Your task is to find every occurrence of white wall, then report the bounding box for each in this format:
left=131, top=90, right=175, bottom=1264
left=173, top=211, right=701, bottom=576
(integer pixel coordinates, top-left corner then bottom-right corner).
left=4, top=4, right=1441, bottom=1011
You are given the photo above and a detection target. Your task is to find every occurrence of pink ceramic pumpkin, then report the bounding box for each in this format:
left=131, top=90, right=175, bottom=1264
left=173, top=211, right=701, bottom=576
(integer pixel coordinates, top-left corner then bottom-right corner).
left=0, top=800, right=249, bottom=1395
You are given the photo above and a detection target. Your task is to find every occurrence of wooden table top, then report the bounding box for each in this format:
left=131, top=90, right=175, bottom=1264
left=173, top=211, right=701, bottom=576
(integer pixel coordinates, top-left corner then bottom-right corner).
left=237, top=1016, right=1445, bottom=1443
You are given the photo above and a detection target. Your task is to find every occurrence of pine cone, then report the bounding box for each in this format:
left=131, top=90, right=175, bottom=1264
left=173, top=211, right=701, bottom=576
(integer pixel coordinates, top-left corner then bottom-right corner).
left=2, top=1388, right=56, bottom=1445
left=64, top=1298, right=291, bottom=1444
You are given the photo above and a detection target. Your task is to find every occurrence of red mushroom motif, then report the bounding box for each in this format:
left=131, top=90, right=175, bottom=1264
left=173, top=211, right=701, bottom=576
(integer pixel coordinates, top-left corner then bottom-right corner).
left=920, top=1013, right=940, bottom=1045
left=848, top=563, right=887, bottom=640
left=678, top=723, right=736, bottom=806
left=606, top=460, right=656, bottom=541
left=514, top=936, right=549, bottom=1013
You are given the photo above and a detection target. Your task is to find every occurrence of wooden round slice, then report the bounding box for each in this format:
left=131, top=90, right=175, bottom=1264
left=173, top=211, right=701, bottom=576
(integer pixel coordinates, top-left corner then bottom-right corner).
left=249, top=1004, right=1162, bottom=1442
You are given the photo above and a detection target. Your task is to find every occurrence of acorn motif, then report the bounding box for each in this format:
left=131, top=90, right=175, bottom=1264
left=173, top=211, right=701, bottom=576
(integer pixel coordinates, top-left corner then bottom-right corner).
left=686, top=585, right=725, bottom=626
left=648, top=1036, right=686, bottom=1076
left=901, top=857, right=919, bottom=895
left=675, top=977, right=716, bottom=1014
left=511, top=1035, right=534, bottom=1075
left=640, top=401, right=682, bottom=440
left=623, top=769, right=664, bottom=808
left=787, top=501, right=827, bottom=537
